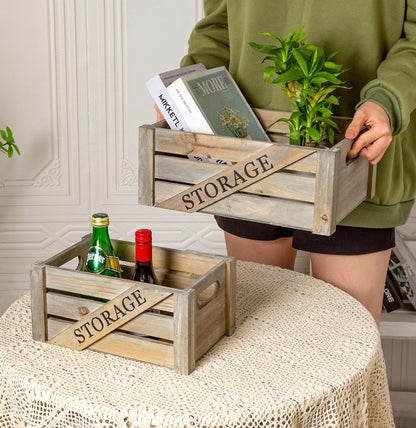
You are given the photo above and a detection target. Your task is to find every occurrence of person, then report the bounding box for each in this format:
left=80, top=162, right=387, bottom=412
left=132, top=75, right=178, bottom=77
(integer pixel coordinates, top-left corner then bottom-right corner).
left=162, top=0, right=416, bottom=325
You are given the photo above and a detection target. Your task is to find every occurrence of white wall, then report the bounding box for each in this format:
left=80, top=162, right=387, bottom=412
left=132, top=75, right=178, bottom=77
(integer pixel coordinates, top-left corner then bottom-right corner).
left=0, top=0, right=309, bottom=315
left=0, top=0, right=201, bottom=313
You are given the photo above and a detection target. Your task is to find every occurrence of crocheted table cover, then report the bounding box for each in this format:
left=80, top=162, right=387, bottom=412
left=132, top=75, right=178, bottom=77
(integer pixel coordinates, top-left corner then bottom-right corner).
left=0, top=261, right=394, bottom=427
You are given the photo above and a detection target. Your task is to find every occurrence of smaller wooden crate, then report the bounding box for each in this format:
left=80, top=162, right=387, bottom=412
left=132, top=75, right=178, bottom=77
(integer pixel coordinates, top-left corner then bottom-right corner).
left=30, top=235, right=236, bottom=375
left=138, top=109, right=376, bottom=236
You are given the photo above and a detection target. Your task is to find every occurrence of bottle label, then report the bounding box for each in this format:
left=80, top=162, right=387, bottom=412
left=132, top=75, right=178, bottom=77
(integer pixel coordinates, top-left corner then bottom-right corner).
left=85, top=246, right=121, bottom=274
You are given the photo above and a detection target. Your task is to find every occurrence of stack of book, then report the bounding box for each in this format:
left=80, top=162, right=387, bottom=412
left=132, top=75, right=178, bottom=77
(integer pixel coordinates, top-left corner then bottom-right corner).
left=146, top=64, right=270, bottom=164
left=383, top=231, right=416, bottom=313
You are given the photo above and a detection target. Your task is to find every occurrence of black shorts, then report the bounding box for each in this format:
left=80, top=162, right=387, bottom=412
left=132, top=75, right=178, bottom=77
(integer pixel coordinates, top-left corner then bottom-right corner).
left=214, top=216, right=395, bottom=255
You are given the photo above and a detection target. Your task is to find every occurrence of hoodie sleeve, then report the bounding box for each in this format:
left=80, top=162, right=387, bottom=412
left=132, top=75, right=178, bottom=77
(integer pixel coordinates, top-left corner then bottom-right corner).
left=180, top=0, right=230, bottom=69
left=360, top=1, right=416, bottom=135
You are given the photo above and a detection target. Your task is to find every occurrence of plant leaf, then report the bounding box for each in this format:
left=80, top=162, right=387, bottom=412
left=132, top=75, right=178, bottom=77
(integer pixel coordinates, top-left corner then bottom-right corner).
left=259, top=32, right=284, bottom=43
left=272, top=68, right=304, bottom=84
left=292, top=49, right=309, bottom=76
left=289, top=130, right=301, bottom=145
left=263, top=66, right=278, bottom=83
left=326, top=47, right=343, bottom=61
left=266, top=117, right=289, bottom=131
left=306, top=126, right=321, bottom=142
left=11, top=143, right=21, bottom=155
left=326, top=126, right=335, bottom=144
left=248, top=42, right=280, bottom=55
left=309, top=76, right=328, bottom=84
left=290, top=27, right=306, bottom=42
left=325, top=95, right=340, bottom=105
left=315, top=116, right=338, bottom=128
left=313, top=71, right=343, bottom=84
left=324, top=61, right=342, bottom=71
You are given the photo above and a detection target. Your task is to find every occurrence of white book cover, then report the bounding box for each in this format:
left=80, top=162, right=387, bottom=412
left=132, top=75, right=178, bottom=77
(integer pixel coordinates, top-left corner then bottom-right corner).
left=146, top=63, right=206, bottom=132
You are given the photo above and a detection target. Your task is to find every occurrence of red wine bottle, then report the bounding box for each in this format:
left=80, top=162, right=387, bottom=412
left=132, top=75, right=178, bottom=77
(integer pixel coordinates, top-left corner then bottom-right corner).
left=132, top=229, right=158, bottom=284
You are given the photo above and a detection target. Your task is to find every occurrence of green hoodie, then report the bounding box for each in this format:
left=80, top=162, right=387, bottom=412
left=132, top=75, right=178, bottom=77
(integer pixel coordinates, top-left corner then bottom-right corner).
left=181, top=0, right=416, bottom=228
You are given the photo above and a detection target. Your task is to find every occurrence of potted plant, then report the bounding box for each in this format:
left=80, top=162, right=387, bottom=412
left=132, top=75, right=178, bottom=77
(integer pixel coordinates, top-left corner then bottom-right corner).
left=249, top=27, right=349, bottom=147
left=0, top=126, right=20, bottom=158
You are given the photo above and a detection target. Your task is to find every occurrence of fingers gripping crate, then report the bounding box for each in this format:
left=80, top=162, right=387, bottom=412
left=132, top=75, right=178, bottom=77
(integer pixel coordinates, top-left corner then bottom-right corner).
left=138, top=109, right=376, bottom=236
left=30, top=235, right=236, bottom=375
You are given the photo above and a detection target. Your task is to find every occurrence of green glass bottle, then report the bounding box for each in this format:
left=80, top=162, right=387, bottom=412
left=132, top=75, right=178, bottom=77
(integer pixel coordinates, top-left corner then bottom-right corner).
left=84, top=213, right=121, bottom=278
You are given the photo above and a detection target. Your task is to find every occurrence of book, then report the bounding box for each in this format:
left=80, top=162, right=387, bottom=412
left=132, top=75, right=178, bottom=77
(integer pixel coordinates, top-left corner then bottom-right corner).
left=383, top=270, right=404, bottom=313
left=166, top=66, right=270, bottom=143
left=146, top=63, right=207, bottom=132
left=387, top=231, right=416, bottom=310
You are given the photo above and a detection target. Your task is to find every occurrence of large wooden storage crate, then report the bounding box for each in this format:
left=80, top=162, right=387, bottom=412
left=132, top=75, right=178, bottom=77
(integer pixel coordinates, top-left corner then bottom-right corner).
left=30, top=235, right=236, bottom=375
left=139, top=109, right=376, bottom=236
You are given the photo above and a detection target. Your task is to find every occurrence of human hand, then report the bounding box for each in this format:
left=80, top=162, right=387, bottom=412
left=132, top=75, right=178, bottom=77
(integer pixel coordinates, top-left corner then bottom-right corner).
left=154, top=104, right=164, bottom=122
left=345, top=101, right=392, bottom=165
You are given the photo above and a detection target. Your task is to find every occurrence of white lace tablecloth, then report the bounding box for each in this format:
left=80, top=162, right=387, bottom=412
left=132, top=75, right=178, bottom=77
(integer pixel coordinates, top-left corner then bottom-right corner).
left=0, top=261, right=394, bottom=427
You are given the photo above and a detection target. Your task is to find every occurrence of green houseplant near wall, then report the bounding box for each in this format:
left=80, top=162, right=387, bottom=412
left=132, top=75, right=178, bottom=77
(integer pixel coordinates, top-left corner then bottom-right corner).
left=249, top=27, right=349, bottom=147
left=0, top=126, right=20, bottom=158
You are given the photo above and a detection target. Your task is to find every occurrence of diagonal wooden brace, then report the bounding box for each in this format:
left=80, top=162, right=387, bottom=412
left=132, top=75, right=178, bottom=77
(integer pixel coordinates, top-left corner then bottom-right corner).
left=48, top=283, right=172, bottom=351
left=156, top=143, right=316, bottom=213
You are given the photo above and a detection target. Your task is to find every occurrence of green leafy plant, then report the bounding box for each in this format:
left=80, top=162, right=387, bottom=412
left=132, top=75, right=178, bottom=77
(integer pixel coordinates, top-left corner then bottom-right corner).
left=0, top=126, right=20, bottom=158
left=249, top=27, right=349, bottom=147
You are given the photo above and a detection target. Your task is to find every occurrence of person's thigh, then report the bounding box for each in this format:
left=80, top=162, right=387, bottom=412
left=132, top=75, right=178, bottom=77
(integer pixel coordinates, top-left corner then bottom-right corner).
left=310, top=250, right=391, bottom=325
left=293, top=225, right=395, bottom=324
left=224, top=232, right=297, bottom=269
left=216, top=216, right=297, bottom=269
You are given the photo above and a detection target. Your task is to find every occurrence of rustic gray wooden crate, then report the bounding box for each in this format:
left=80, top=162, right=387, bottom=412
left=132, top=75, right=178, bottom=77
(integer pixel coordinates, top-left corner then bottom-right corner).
left=138, top=108, right=376, bottom=236
left=31, top=235, right=236, bottom=375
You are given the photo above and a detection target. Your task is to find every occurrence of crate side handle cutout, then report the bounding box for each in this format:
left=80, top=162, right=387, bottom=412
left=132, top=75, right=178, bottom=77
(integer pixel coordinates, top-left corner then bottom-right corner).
left=197, top=280, right=220, bottom=309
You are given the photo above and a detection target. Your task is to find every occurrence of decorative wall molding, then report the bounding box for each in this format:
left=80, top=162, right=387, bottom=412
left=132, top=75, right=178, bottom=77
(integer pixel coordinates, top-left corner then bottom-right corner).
left=33, top=160, right=61, bottom=187
left=120, top=159, right=138, bottom=186
left=0, top=0, right=84, bottom=204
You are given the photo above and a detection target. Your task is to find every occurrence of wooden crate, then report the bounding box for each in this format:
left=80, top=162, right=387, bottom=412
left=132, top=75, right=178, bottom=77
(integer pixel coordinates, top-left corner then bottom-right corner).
left=30, top=235, right=236, bottom=375
left=138, top=108, right=376, bottom=236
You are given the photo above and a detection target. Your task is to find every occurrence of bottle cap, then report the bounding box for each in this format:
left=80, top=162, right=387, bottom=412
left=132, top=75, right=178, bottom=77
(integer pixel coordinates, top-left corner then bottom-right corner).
left=135, top=229, right=152, bottom=244
left=91, top=213, right=109, bottom=228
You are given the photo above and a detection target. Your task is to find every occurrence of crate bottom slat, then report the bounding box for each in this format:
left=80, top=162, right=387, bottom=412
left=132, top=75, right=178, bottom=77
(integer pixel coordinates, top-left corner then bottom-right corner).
left=48, top=318, right=175, bottom=368
left=155, top=180, right=314, bottom=231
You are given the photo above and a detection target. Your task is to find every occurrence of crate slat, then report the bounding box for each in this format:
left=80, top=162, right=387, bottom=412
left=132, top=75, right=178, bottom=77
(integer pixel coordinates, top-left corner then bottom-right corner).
left=45, top=266, right=176, bottom=313
left=138, top=126, right=155, bottom=206
left=30, top=262, right=47, bottom=342
left=155, top=154, right=315, bottom=202
left=113, top=239, right=221, bottom=274
left=47, top=292, right=174, bottom=341
left=155, top=181, right=314, bottom=231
